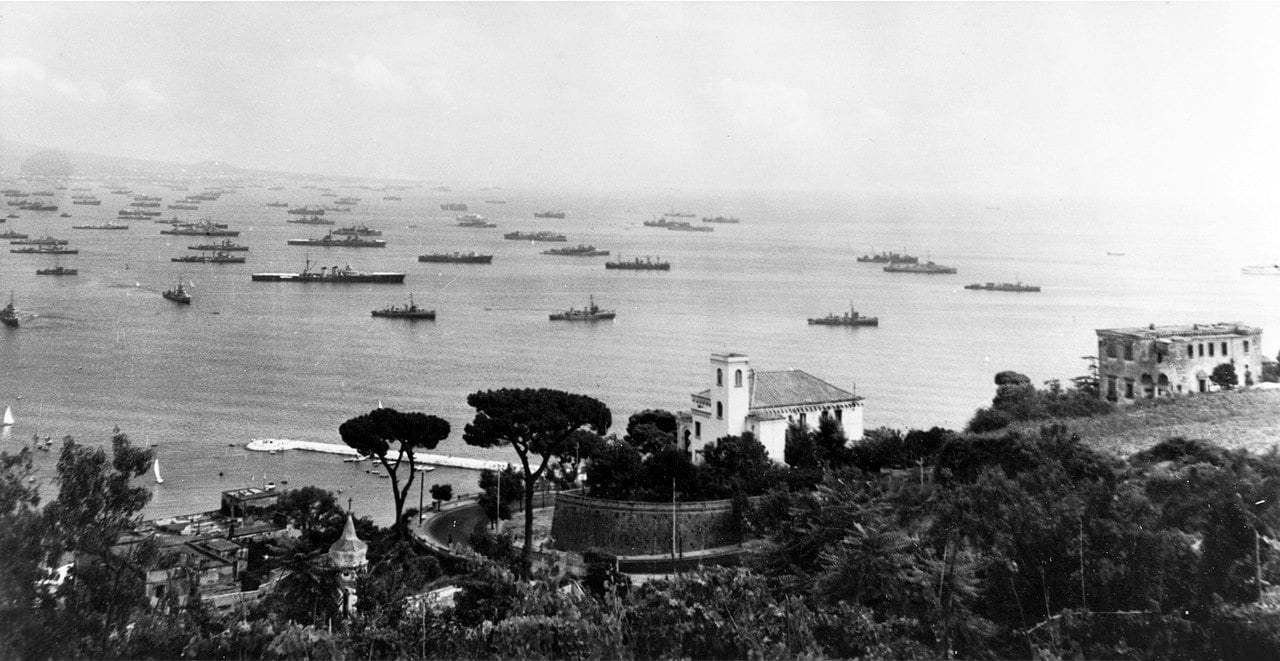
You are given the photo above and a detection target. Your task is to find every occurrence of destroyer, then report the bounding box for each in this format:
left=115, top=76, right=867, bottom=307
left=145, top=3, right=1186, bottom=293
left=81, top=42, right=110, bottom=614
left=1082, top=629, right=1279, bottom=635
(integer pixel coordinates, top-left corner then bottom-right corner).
left=371, top=293, right=435, bottom=320
left=72, top=223, right=129, bottom=230
left=287, top=215, right=334, bottom=225
left=964, top=281, right=1041, bottom=292
left=808, top=304, right=879, bottom=326
left=162, top=281, right=191, bottom=304
left=550, top=295, right=616, bottom=321
left=287, top=206, right=325, bottom=215
left=11, top=236, right=70, bottom=245
left=171, top=251, right=245, bottom=264
left=542, top=244, right=609, bottom=257
left=504, top=231, right=567, bottom=242
left=418, top=252, right=493, bottom=264
left=11, top=245, right=78, bottom=255
left=252, top=257, right=405, bottom=283
left=332, top=225, right=382, bottom=236
left=287, top=233, right=386, bottom=248
left=605, top=255, right=670, bottom=271
left=36, top=265, right=78, bottom=276
left=160, top=220, right=239, bottom=237
left=884, top=260, right=957, bottom=274
left=858, top=250, right=918, bottom=264
left=1, top=293, right=18, bottom=327
left=189, top=239, right=248, bottom=251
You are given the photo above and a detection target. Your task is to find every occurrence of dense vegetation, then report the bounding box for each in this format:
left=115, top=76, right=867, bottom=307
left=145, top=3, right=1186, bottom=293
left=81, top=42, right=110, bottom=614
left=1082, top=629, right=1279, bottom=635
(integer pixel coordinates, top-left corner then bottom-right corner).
left=5, top=388, right=1280, bottom=659
left=967, top=369, right=1113, bottom=433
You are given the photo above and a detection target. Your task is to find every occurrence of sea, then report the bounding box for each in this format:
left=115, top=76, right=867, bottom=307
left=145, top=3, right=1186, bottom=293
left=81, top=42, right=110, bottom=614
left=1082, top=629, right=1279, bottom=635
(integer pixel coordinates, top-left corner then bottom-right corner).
left=2, top=185, right=1278, bottom=525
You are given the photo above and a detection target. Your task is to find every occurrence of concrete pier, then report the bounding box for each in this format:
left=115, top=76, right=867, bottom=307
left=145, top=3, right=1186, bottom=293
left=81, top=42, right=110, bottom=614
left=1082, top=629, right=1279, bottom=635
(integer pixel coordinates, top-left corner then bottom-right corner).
left=245, top=438, right=510, bottom=471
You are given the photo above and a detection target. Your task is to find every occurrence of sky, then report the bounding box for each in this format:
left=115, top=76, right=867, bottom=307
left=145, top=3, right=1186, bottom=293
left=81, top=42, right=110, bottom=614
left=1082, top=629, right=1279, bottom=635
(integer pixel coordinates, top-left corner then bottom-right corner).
left=2, top=2, right=1280, bottom=198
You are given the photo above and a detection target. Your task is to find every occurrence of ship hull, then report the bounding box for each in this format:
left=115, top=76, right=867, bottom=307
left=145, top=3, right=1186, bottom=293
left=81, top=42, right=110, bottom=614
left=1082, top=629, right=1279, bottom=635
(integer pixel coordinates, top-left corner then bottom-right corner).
left=549, top=313, right=616, bottom=321
left=252, top=273, right=405, bottom=283
left=605, top=263, right=670, bottom=270
left=808, top=318, right=878, bottom=326
left=371, top=311, right=436, bottom=319
left=418, top=255, right=493, bottom=263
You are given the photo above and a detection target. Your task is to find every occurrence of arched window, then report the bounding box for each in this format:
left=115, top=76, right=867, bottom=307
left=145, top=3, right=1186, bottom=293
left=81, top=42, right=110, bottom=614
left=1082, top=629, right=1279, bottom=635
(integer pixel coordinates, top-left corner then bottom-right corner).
left=734, top=369, right=743, bottom=387
left=716, top=402, right=723, bottom=419
left=716, top=368, right=723, bottom=386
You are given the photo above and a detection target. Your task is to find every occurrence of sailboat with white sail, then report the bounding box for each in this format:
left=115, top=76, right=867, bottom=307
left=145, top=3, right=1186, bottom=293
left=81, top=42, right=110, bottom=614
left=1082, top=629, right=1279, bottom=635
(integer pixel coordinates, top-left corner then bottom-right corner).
left=153, top=457, right=163, bottom=484
left=1, top=406, right=13, bottom=427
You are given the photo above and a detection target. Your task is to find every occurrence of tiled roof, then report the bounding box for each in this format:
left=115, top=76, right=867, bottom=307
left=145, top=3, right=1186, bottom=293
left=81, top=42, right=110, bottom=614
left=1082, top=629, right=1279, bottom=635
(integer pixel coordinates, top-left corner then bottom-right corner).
left=751, top=370, right=857, bottom=409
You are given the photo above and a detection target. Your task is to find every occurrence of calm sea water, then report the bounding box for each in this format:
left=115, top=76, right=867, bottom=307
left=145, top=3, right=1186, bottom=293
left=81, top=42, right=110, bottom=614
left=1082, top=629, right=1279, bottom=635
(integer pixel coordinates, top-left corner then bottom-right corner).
left=2, top=186, right=1278, bottom=524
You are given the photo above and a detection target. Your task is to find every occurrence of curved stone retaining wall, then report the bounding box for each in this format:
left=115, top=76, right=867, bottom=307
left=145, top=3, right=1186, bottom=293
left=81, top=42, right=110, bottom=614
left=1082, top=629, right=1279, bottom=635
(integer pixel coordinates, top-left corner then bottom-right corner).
left=550, top=490, right=761, bottom=556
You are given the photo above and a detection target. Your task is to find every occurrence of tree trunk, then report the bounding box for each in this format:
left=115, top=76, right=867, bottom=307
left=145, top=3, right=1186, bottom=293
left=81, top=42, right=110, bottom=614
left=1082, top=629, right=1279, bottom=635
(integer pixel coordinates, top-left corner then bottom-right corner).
left=522, top=479, right=535, bottom=577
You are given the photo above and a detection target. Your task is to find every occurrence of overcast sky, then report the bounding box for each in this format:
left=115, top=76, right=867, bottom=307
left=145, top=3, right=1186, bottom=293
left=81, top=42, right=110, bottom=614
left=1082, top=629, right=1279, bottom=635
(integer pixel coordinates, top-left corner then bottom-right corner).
left=2, top=2, right=1279, bottom=198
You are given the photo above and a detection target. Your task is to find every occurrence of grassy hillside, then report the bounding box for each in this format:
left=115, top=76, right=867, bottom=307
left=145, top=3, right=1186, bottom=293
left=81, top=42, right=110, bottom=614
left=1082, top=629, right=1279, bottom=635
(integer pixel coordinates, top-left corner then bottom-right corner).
left=1009, top=386, right=1280, bottom=457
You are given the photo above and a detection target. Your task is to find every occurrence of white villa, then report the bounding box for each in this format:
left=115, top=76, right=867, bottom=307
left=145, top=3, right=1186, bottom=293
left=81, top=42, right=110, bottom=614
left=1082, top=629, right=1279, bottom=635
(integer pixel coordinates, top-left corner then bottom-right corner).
left=676, top=352, right=864, bottom=463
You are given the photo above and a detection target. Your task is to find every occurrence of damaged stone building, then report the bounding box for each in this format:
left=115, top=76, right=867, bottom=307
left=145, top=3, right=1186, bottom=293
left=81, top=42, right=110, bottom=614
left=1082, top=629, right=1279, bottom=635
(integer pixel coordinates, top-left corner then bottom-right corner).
left=1095, top=322, right=1263, bottom=403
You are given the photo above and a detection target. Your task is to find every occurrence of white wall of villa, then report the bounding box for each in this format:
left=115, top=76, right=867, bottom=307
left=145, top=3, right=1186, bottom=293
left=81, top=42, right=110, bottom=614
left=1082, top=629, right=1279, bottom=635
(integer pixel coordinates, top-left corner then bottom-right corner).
left=677, top=353, right=864, bottom=464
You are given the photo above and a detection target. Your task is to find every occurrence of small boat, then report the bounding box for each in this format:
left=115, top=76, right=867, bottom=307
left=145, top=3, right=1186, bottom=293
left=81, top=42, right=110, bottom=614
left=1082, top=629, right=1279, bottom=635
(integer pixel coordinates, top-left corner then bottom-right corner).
left=266, top=482, right=276, bottom=490
left=1242, top=264, right=1280, bottom=276
left=1, top=293, right=18, bottom=327
left=153, top=458, right=163, bottom=484
left=371, top=293, right=435, bottom=320
left=59, top=212, right=71, bottom=218
left=162, top=280, right=191, bottom=305
left=2, top=405, right=13, bottom=426
left=550, top=295, right=616, bottom=321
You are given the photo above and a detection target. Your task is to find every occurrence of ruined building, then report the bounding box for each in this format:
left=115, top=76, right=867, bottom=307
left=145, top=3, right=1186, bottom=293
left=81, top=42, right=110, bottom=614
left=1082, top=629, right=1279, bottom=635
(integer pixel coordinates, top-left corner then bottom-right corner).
left=1095, top=322, right=1263, bottom=403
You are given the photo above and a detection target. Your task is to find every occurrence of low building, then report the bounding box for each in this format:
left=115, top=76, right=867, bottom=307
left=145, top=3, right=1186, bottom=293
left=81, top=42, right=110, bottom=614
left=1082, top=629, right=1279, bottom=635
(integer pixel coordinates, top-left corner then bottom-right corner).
left=1096, top=322, right=1264, bottom=403
left=111, top=488, right=294, bottom=610
left=676, top=352, right=864, bottom=463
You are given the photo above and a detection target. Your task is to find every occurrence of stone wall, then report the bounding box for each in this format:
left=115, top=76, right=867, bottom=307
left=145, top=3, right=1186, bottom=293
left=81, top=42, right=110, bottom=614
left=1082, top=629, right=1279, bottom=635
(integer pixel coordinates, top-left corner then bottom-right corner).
left=550, top=490, right=760, bottom=557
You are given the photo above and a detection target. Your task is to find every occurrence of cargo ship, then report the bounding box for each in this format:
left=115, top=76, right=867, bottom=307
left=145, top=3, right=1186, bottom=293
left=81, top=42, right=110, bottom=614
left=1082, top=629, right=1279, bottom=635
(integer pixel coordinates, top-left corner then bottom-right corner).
left=251, top=257, right=405, bottom=283
left=371, top=294, right=435, bottom=320
left=534, top=210, right=566, bottom=218
left=542, top=244, right=609, bottom=257
left=417, top=252, right=493, bottom=264
left=605, top=255, right=670, bottom=271
left=883, top=260, right=956, bottom=274
left=72, top=199, right=103, bottom=206
left=287, top=206, right=325, bottom=215
left=549, top=295, right=615, bottom=321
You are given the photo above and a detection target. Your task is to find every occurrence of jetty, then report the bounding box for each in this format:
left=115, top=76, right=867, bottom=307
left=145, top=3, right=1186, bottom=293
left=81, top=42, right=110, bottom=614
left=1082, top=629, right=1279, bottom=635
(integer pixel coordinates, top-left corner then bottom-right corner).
left=245, top=438, right=509, bottom=471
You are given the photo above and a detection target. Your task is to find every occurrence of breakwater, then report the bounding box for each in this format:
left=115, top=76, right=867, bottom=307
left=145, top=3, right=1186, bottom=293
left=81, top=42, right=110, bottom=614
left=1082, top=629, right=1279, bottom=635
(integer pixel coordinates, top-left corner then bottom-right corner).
left=245, top=438, right=510, bottom=471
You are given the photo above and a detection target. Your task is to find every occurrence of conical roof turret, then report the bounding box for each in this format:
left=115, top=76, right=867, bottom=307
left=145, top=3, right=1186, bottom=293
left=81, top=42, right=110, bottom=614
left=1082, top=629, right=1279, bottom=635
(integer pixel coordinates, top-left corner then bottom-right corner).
left=328, top=514, right=368, bottom=570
